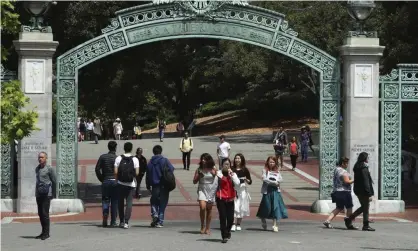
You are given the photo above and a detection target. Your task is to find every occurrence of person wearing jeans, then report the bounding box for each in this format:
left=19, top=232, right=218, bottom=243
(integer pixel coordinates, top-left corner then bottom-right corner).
left=179, top=132, right=193, bottom=170
left=216, top=158, right=240, bottom=243
left=35, top=152, right=56, bottom=240
left=345, top=152, right=375, bottom=231
left=114, top=142, right=139, bottom=229
left=146, top=145, right=175, bottom=227
left=95, top=141, right=118, bottom=227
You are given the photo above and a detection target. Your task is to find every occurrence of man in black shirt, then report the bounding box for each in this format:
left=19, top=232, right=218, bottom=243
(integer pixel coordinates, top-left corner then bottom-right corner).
left=95, top=141, right=118, bottom=227
left=135, top=147, right=148, bottom=199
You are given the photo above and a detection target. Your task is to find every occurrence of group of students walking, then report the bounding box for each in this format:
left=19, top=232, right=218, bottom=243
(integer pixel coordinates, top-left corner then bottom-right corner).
left=32, top=137, right=375, bottom=242
left=193, top=153, right=288, bottom=242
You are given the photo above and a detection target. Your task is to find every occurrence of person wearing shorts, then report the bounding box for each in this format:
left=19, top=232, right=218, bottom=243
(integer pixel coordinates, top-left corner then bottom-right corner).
left=323, top=157, right=357, bottom=229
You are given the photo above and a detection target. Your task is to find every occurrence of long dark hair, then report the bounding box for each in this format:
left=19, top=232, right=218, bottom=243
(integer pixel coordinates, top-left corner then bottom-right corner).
left=199, top=153, right=215, bottom=169
left=354, top=152, right=369, bottom=169
left=232, top=153, right=247, bottom=172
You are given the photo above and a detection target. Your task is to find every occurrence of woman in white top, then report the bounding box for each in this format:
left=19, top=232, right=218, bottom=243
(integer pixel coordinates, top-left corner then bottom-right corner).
left=193, top=153, right=218, bottom=234
left=256, top=156, right=288, bottom=232
left=231, top=153, right=252, bottom=232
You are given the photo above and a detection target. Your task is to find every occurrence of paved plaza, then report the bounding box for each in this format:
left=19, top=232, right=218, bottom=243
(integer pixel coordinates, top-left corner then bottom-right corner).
left=2, top=220, right=418, bottom=251
left=52, top=134, right=320, bottom=206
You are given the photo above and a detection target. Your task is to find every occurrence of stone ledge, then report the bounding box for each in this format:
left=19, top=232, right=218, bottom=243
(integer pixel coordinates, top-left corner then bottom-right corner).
left=1, top=199, right=85, bottom=213
left=311, top=198, right=405, bottom=214
left=51, top=199, right=85, bottom=213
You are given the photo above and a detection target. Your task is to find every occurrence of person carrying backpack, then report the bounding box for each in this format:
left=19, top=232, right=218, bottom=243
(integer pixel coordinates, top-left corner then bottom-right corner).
left=179, top=131, right=193, bottom=170
left=157, top=119, right=166, bottom=142
left=146, top=145, right=175, bottom=228
left=114, top=142, right=139, bottom=229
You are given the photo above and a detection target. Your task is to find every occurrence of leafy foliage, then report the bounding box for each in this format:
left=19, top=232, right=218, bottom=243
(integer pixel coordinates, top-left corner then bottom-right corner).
left=1, top=80, right=39, bottom=143
left=1, top=0, right=20, bottom=61
left=3, top=1, right=416, bottom=133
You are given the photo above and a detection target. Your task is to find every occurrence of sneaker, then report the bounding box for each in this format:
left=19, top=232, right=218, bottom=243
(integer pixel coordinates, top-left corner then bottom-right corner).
left=150, top=217, right=158, bottom=227
left=231, top=225, right=236, bottom=232
left=221, top=238, right=228, bottom=243
left=35, top=233, right=43, bottom=239
left=110, top=222, right=118, bottom=228
left=155, top=223, right=163, bottom=228
left=272, top=226, right=279, bottom=232
left=323, top=221, right=333, bottom=229
left=123, top=223, right=129, bottom=229
left=119, top=222, right=124, bottom=228
left=102, top=218, right=108, bottom=228
left=261, top=221, right=267, bottom=230
left=236, top=225, right=242, bottom=231
left=41, top=234, right=50, bottom=240
left=362, top=226, right=375, bottom=231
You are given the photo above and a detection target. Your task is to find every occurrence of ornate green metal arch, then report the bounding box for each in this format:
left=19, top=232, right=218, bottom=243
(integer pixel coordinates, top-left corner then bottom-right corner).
left=379, top=64, right=418, bottom=200
left=56, top=1, right=340, bottom=199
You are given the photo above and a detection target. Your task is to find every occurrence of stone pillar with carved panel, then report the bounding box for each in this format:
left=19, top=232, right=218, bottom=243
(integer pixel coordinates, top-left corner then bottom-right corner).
left=12, top=2, right=84, bottom=213
left=13, top=30, right=58, bottom=213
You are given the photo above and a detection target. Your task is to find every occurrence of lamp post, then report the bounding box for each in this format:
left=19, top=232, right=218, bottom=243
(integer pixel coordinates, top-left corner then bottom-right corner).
left=22, top=1, right=57, bottom=32
left=347, top=0, right=377, bottom=37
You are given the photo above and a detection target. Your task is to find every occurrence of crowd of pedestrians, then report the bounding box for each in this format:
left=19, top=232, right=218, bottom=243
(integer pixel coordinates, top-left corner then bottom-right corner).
left=33, top=127, right=376, bottom=243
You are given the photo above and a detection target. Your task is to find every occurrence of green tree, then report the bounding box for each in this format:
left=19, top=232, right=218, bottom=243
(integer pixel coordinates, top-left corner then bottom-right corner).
left=1, top=0, right=20, bottom=61
left=1, top=80, right=39, bottom=144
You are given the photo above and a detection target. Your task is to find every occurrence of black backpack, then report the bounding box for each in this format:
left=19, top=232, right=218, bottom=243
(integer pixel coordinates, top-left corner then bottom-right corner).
left=159, top=120, right=165, bottom=129
left=162, top=159, right=176, bottom=192
left=117, top=155, right=135, bottom=182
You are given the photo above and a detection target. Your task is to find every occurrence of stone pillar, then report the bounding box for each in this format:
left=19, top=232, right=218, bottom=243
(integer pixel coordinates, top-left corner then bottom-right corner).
left=13, top=31, right=58, bottom=213
left=339, top=37, right=403, bottom=213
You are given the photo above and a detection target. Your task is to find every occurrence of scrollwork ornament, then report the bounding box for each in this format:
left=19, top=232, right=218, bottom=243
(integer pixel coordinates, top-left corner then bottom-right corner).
left=401, top=85, right=418, bottom=99
left=379, top=69, right=399, bottom=81
left=383, top=84, right=399, bottom=99
left=108, top=32, right=127, bottom=50
left=273, top=35, right=291, bottom=52
left=101, top=18, right=121, bottom=34
left=382, top=101, right=400, bottom=198
left=279, top=20, right=298, bottom=37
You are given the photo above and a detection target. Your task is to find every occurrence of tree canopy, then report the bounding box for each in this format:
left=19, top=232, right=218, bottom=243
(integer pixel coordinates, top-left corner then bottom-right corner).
left=2, top=1, right=417, bottom=132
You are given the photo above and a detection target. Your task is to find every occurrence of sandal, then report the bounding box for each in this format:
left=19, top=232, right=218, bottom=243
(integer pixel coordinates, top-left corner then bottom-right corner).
left=200, top=226, right=205, bottom=234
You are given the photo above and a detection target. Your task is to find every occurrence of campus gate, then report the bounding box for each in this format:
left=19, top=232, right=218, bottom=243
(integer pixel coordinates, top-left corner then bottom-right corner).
left=379, top=64, right=418, bottom=200
left=55, top=1, right=340, bottom=199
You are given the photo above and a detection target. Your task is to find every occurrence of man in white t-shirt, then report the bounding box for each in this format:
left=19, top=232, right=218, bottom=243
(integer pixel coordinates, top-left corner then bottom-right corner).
left=217, top=135, right=231, bottom=167
left=114, top=142, right=139, bottom=229
left=86, top=119, right=94, bottom=141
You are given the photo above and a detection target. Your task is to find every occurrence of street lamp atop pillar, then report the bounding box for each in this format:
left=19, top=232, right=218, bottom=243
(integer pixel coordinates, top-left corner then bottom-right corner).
left=347, top=0, right=377, bottom=37
left=22, top=1, right=57, bottom=33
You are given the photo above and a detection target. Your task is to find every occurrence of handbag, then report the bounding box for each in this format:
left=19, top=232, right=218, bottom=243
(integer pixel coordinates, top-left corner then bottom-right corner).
left=37, top=183, right=51, bottom=196
left=331, top=191, right=336, bottom=203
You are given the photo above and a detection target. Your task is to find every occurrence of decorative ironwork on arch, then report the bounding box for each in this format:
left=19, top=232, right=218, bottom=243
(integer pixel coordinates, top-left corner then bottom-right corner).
left=56, top=1, right=340, bottom=199
left=379, top=64, right=418, bottom=200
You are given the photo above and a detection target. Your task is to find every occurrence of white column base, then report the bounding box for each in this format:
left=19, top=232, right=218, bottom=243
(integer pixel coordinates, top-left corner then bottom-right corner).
left=1, top=199, right=15, bottom=212
left=311, top=198, right=405, bottom=214
left=1, top=198, right=85, bottom=213
left=50, top=199, right=85, bottom=213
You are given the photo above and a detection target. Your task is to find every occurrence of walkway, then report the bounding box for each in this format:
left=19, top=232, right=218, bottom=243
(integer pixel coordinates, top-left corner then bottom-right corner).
left=2, top=220, right=418, bottom=251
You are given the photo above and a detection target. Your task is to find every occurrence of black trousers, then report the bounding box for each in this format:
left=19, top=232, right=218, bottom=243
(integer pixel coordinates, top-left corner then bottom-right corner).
left=182, top=152, right=191, bottom=169
left=118, top=185, right=134, bottom=224
left=290, top=155, right=298, bottom=168
left=36, top=196, right=51, bottom=235
left=349, top=195, right=370, bottom=224
left=216, top=199, right=234, bottom=239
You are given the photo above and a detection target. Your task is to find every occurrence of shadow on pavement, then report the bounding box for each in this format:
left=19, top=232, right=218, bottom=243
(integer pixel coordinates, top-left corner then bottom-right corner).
left=287, top=204, right=311, bottom=212
left=361, top=248, right=418, bottom=251
left=294, top=187, right=319, bottom=191
left=178, top=230, right=201, bottom=234
left=196, top=238, right=223, bottom=243
left=19, top=236, right=37, bottom=239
